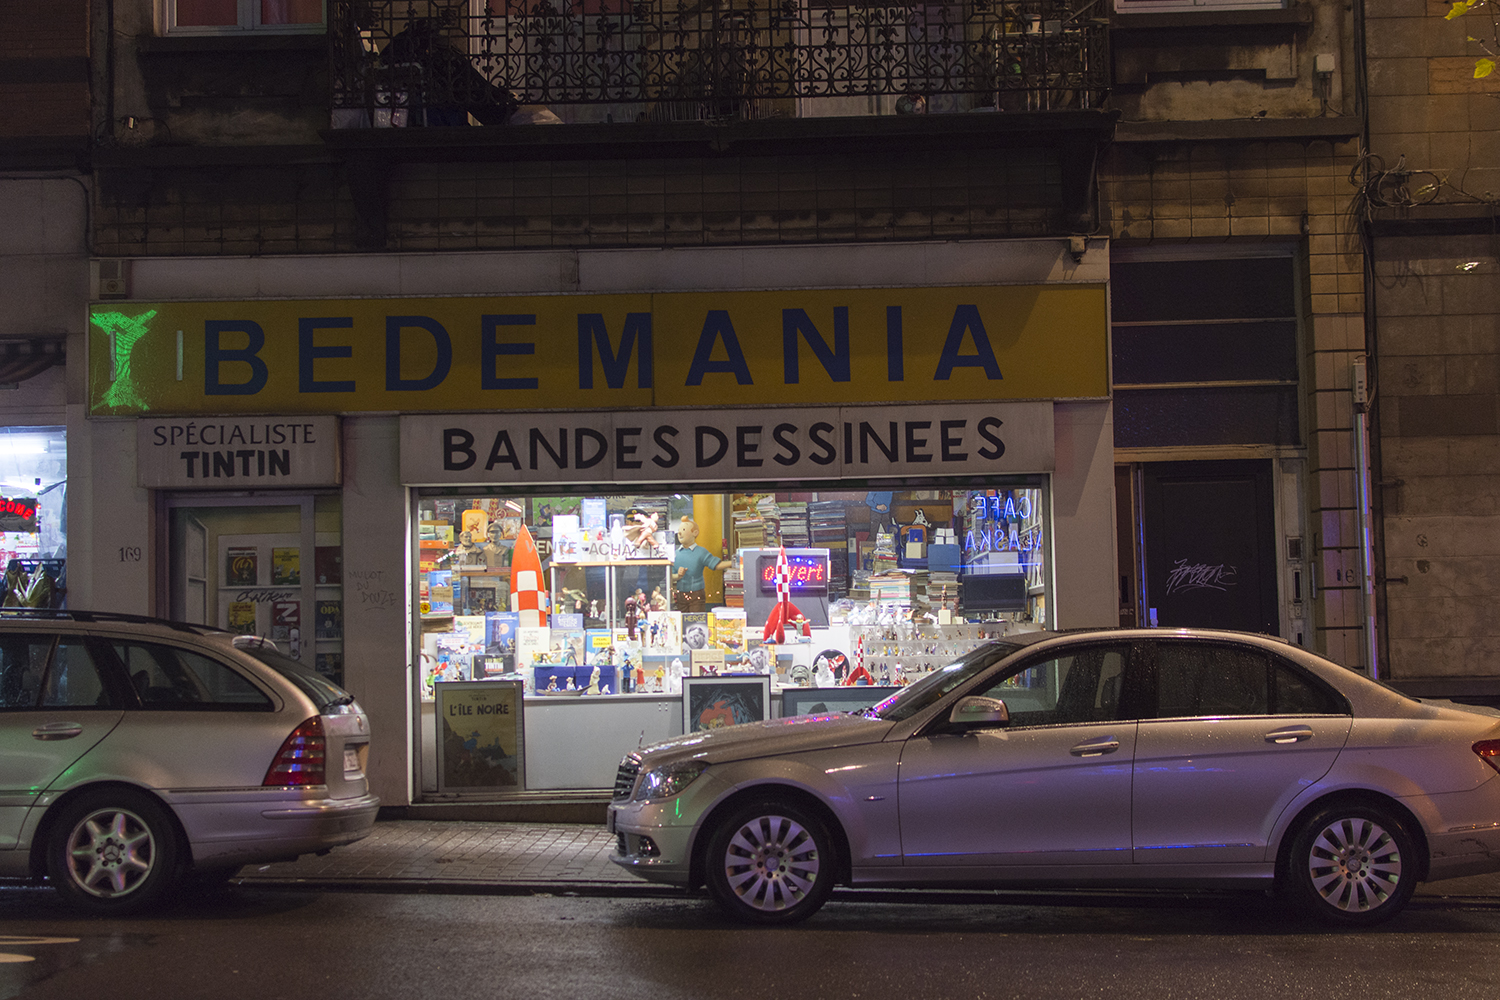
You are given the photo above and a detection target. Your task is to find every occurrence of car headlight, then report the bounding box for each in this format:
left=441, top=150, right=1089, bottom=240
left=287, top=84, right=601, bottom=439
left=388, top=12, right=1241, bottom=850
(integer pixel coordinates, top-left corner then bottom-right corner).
left=634, top=760, right=709, bottom=802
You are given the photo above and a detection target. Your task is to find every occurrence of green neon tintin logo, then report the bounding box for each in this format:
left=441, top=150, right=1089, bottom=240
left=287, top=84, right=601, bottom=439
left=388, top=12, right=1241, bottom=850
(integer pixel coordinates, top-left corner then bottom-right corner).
left=91, top=309, right=157, bottom=412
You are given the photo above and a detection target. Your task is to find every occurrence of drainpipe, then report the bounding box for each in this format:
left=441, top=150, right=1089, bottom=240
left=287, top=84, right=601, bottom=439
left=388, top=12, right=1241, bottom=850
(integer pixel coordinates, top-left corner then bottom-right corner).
left=1351, top=357, right=1379, bottom=678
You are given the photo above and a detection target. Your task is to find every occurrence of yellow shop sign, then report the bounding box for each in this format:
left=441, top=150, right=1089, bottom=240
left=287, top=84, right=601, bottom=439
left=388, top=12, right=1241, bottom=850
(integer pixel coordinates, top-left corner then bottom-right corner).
left=88, top=284, right=1107, bottom=416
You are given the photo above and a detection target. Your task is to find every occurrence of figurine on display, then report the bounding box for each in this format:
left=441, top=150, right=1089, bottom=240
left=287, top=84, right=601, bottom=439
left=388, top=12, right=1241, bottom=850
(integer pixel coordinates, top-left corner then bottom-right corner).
left=588, top=665, right=601, bottom=694
left=566, top=676, right=576, bottom=691
left=546, top=674, right=559, bottom=692
left=672, top=517, right=730, bottom=613
left=650, top=587, right=669, bottom=611
left=453, top=530, right=487, bottom=568
left=813, top=658, right=836, bottom=687
left=789, top=662, right=812, bottom=687
left=482, top=521, right=509, bottom=571
left=624, top=595, right=640, bottom=640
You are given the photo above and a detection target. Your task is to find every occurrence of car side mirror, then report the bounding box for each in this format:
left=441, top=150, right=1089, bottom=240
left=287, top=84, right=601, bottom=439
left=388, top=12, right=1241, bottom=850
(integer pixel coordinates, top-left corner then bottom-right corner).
left=949, top=695, right=1009, bottom=728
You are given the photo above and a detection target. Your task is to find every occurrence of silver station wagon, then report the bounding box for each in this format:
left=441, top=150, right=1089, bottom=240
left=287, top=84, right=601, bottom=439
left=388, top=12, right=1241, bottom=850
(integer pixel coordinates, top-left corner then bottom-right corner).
left=0, top=610, right=378, bottom=913
left=609, top=628, right=1500, bottom=926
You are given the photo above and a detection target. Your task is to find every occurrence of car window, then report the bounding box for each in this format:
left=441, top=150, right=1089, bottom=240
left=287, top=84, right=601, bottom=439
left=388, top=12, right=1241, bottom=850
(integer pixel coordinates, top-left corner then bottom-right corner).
left=0, top=634, right=54, bottom=708
left=111, top=641, right=273, bottom=711
left=1153, top=642, right=1348, bottom=717
left=1272, top=658, right=1348, bottom=715
left=39, top=640, right=112, bottom=708
left=872, top=641, right=1022, bottom=721
left=235, top=643, right=354, bottom=712
left=976, top=644, right=1132, bottom=727
left=0, top=635, right=115, bottom=710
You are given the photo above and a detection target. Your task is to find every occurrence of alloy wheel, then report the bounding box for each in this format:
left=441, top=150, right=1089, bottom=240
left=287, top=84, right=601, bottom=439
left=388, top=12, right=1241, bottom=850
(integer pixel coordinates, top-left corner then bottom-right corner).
left=721, top=813, right=822, bottom=914
left=62, top=806, right=158, bottom=899
left=1305, top=816, right=1402, bottom=914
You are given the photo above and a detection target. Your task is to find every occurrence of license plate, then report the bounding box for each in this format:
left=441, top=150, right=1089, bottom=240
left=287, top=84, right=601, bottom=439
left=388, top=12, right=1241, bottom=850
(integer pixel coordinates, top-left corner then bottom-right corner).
left=344, top=747, right=361, bottom=775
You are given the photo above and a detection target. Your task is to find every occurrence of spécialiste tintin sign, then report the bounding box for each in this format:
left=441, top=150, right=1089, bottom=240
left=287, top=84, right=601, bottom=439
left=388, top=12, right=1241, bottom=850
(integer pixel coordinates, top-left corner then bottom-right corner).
left=88, top=284, right=1107, bottom=416
left=136, top=416, right=341, bottom=489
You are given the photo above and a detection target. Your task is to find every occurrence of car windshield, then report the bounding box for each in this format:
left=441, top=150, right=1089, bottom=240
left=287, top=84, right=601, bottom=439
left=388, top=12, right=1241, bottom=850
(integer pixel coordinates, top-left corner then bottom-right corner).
left=871, top=640, right=1022, bottom=721
left=237, top=644, right=356, bottom=712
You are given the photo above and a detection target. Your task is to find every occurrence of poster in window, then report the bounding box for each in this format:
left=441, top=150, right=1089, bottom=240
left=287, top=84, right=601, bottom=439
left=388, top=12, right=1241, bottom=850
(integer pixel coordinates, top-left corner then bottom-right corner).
left=315, top=546, right=342, bottom=585
left=436, top=680, right=524, bottom=792
left=272, top=547, right=301, bottom=585
left=227, top=601, right=257, bottom=635
left=226, top=547, right=258, bottom=587
left=683, top=675, right=770, bottom=733
left=316, top=600, right=342, bottom=640
left=271, top=599, right=300, bottom=642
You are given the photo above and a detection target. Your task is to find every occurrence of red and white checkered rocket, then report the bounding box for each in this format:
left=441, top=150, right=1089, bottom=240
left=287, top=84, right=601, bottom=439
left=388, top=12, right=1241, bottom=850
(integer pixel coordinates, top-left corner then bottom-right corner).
left=510, top=522, right=549, bottom=627
left=761, top=545, right=809, bottom=644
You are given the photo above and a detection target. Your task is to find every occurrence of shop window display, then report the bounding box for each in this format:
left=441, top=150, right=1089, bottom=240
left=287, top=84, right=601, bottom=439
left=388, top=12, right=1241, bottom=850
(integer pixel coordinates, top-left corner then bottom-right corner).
left=415, top=486, right=1049, bottom=703
left=0, top=427, right=67, bottom=609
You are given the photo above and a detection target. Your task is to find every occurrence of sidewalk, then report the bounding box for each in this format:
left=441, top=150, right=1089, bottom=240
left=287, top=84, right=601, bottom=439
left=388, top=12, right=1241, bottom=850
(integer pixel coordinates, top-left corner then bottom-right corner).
left=235, top=818, right=1500, bottom=906
left=234, top=819, right=649, bottom=894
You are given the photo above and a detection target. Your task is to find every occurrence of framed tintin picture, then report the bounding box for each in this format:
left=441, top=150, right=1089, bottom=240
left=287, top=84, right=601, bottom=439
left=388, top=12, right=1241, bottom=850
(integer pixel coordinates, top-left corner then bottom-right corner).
left=435, top=680, right=525, bottom=792
left=684, top=675, right=771, bottom=733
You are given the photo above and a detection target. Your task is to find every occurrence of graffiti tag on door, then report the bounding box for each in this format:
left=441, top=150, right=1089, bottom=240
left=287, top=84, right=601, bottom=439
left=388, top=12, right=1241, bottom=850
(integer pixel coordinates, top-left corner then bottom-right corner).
left=1165, top=559, right=1238, bottom=595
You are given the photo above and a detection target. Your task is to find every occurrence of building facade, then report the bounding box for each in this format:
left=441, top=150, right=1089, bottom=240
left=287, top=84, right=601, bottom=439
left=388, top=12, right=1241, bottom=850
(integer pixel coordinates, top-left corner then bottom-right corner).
left=58, top=0, right=1495, bottom=808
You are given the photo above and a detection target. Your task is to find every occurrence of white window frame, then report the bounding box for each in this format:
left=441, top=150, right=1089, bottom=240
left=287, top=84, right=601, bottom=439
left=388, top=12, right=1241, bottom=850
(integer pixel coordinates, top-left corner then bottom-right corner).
left=162, top=0, right=327, bottom=36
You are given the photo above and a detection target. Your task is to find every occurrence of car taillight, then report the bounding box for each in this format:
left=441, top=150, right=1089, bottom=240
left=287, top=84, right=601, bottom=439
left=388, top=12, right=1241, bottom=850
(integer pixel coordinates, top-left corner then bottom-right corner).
left=263, top=716, right=327, bottom=787
left=1473, top=740, right=1500, bottom=775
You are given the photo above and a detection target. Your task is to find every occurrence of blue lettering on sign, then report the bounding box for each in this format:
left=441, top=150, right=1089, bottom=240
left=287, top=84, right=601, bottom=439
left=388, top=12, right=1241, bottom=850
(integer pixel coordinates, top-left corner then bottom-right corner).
left=386, top=316, right=453, bottom=392
left=578, top=313, right=653, bottom=389
left=205, top=320, right=270, bottom=396
left=482, top=315, right=538, bottom=390
left=686, top=311, right=754, bottom=386
left=299, top=317, right=355, bottom=393
left=934, top=305, right=1002, bottom=381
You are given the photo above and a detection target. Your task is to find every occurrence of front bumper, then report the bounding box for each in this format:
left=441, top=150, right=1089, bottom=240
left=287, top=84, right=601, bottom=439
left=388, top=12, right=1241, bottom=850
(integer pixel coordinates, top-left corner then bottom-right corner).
left=606, top=798, right=699, bottom=887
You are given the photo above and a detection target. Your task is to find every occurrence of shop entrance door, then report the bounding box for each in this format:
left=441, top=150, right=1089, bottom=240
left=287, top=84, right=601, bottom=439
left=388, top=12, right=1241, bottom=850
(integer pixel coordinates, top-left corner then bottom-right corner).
left=165, top=495, right=344, bottom=683
left=1139, top=460, right=1279, bottom=636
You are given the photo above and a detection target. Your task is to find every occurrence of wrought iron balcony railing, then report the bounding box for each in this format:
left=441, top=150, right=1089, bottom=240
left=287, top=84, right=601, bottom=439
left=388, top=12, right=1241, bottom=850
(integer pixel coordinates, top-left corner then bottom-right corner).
left=329, top=0, right=1109, bottom=127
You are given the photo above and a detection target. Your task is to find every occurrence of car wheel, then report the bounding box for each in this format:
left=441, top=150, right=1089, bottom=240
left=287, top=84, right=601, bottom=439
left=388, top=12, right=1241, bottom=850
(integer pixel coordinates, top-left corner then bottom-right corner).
left=704, top=800, right=836, bottom=925
left=46, top=789, right=179, bottom=914
left=1285, top=803, right=1416, bottom=926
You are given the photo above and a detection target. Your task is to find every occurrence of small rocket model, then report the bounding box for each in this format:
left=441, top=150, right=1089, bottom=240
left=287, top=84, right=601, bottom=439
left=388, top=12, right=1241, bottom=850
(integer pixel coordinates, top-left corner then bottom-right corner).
left=510, top=522, right=548, bottom=627
left=843, top=633, right=873, bottom=686
left=761, top=545, right=810, bottom=645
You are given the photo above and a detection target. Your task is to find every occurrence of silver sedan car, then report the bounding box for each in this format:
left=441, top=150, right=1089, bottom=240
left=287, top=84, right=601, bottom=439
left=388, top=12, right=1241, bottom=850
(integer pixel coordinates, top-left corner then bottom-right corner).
left=608, top=628, right=1500, bottom=926
left=0, top=611, right=379, bottom=913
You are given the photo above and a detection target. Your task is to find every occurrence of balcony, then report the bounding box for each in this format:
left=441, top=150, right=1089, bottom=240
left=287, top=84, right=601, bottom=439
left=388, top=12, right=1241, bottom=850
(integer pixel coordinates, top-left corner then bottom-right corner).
left=328, top=0, right=1110, bottom=128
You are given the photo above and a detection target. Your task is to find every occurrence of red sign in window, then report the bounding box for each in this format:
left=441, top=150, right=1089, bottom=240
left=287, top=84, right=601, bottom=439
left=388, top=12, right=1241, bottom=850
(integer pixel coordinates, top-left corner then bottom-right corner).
left=756, top=554, right=829, bottom=595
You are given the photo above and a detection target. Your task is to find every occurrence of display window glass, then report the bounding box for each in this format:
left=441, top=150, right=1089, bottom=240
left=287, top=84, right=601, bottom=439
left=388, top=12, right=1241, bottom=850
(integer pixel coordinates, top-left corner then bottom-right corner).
left=0, top=426, right=66, bottom=609
left=413, top=484, right=1050, bottom=704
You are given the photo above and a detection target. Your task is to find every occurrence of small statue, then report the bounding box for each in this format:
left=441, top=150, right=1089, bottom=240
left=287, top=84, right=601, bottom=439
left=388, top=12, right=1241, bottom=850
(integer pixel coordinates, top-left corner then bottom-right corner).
left=588, top=665, right=601, bottom=694
left=546, top=674, right=559, bottom=692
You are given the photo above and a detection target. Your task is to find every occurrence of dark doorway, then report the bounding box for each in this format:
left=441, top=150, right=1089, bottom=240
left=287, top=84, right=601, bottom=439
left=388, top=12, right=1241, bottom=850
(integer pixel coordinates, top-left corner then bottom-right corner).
left=1141, top=460, right=1279, bottom=636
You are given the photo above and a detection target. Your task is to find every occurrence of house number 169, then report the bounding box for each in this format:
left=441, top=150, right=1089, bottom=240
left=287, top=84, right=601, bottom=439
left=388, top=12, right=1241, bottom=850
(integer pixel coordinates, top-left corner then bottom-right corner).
left=119, top=547, right=142, bottom=562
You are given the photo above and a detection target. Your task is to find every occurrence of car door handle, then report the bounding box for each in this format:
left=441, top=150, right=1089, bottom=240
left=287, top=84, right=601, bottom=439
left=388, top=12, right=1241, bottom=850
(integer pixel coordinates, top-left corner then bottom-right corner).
left=1070, top=737, right=1120, bottom=757
left=1264, top=726, right=1314, bottom=744
left=32, top=722, right=84, bottom=741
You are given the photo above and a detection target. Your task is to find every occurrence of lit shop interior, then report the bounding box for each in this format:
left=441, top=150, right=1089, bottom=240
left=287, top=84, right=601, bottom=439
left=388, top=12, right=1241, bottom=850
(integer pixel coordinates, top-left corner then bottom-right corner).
left=0, top=427, right=67, bottom=609
left=414, top=484, right=1050, bottom=794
